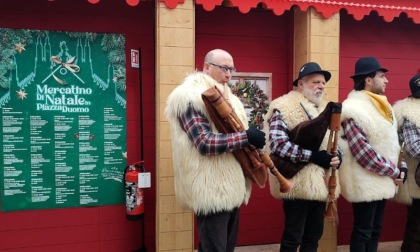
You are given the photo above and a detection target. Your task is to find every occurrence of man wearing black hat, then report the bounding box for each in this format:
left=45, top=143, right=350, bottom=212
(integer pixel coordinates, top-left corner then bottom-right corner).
left=393, top=73, right=420, bottom=252
left=339, top=56, right=407, bottom=252
left=264, top=62, right=341, bottom=252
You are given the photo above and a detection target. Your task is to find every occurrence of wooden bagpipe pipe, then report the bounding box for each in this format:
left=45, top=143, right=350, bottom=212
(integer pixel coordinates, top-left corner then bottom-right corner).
left=324, top=102, right=341, bottom=226
left=201, top=86, right=293, bottom=193
left=269, top=101, right=342, bottom=225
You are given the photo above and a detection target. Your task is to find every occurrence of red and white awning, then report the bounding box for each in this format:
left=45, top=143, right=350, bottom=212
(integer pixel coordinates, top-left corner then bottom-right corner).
left=86, top=0, right=420, bottom=23
left=163, top=0, right=420, bottom=23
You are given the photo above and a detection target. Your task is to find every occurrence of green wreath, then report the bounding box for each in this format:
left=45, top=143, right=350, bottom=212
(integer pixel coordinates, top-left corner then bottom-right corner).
left=229, top=79, right=269, bottom=129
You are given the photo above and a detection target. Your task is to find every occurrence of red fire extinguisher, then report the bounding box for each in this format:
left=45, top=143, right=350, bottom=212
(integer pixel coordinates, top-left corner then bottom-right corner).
left=124, top=161, right=145, bottom=220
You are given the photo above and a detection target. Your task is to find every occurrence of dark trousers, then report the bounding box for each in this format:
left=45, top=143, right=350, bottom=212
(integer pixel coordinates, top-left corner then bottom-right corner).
left=196, top=207, right=240, bottom=252
left=401, top=199, right=420, bottom=252
left=280, top=199, right=326, bottom=252
left=350, top=199, right=386, bottom=252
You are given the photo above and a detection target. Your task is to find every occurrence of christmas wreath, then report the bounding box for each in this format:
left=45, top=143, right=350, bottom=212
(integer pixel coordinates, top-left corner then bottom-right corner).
left=229, top=78, right=269, bottom=129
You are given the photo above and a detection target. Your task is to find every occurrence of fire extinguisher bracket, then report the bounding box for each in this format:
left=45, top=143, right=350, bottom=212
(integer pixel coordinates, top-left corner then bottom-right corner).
left=138, top=172, right=151, bottom=188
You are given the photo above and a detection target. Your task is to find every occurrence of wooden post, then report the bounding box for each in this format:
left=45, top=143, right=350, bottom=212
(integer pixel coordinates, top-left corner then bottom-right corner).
left=155, top=0, right=195, bottom=251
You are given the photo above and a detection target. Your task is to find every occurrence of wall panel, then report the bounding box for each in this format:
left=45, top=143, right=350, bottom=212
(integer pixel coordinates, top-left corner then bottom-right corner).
left=0, top=0, right=156, bottom=250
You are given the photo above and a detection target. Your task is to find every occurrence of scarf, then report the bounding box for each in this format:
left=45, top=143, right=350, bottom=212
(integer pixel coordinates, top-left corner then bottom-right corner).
left=363, top=90, right=393, bottom=123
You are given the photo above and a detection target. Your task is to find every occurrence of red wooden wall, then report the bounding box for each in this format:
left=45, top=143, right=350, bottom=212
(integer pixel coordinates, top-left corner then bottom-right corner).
left=1, top=1, right=415, bottom=250
left=195, top=5, right=294, bottom=246
left=338, top=10, right=419, bottom=245
left=0, top=1, right=156, bottom=251
left=195, top=5, right=417, bottom=248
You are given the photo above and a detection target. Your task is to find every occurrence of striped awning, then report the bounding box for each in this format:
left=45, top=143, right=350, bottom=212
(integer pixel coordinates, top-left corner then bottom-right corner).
left=158, top=0, right=420, bottom=23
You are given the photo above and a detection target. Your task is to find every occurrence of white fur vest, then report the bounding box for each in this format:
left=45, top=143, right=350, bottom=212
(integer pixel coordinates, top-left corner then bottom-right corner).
left=165, top=72, right=252, bottom=215
left=392, top=97, right=420, bottom=205
left=263, top=91, right=340, bottom=201
left=339, top=90, right=399, bottom=202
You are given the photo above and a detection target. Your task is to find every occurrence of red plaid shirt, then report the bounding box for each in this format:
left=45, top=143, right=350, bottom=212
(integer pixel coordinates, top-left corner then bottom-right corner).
left=268, top=110, right=312, bottom=163
left=341, top=118, right=405, bottom=179
left=400, top=119, right=420, bottom=159
left=178, top=106, right=248, bottom=155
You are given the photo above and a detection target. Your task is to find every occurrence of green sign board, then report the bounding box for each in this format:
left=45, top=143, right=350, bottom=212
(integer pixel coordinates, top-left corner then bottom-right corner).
left=0, top=29, right=127, bottom=211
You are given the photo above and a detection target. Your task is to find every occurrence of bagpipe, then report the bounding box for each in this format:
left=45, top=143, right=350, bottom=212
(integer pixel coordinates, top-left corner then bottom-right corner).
left=324, top=102, right=341, bottom=226
left=269, top=102, right=342, bottom=178
left=269, top=101, right=342, bottom=225
left=201, top=86, right=293, bottom=193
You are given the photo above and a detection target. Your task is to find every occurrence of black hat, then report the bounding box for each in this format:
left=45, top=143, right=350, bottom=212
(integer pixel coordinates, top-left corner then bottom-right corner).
left=293, top=62, right=331, bottom=86
left=409, top=74, right=420, bottom=98
left=351, top=57, right=388, bottom=78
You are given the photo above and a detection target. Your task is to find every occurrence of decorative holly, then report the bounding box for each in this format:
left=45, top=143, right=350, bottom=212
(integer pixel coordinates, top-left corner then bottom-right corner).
left=229, top=78, right=269, bottom=129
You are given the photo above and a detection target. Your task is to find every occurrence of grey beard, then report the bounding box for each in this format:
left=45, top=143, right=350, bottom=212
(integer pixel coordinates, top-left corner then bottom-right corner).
left=302, top=88, right=323, bottom=106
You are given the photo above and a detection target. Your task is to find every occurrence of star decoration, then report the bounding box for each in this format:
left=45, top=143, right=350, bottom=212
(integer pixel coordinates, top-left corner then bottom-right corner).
left=15, top=43, right=26, bottom=53
left=16, top=89, right=28, bottom=100
left=122, top=151, right=127, bottom=159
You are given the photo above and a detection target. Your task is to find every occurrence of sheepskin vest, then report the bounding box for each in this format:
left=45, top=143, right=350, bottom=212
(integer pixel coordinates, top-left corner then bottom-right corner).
left=263, top=91, right=340, bottom=201
left=339, top=90, right=398, bottom=202
left=165, top=72, right=252, bottom=215
left=392, top=97, right=420, bottom=205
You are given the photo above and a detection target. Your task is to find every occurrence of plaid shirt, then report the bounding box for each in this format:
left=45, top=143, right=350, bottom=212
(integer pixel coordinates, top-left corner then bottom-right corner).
left=341, top=118, right=405, bottom=179
left=178, top=106, right=248, bottom=155
left=400, top=119, right=420, bottom=159
left=268, top=110, right=312, bottom=163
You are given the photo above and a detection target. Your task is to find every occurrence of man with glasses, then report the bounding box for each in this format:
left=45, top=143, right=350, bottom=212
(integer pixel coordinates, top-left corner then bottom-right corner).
left=165, top=49, right=265, bottom=252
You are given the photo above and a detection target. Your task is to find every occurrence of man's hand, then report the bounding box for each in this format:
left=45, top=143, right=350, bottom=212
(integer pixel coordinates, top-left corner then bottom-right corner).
left=399, top=167, right=408, bottom=184
left=310, top=150, right=333, bottom=169
left=245, top=126, right=266, bottom=149
left=394, top=178, right=403, bottom=186
left=331, top=156, right=340, bottom=169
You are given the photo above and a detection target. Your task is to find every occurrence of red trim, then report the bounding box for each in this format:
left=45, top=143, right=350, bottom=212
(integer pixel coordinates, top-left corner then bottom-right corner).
left=159, top=0, right=185, bottom=9
left=84, top=0, right=186, bottom=8
left=158, top=0, right=420, bottom=23
left=126, top=0, right=140, bottom=6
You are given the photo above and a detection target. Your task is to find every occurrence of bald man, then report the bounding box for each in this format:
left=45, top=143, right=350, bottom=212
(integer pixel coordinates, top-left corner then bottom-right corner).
left=165, top=49, right=265, bottom=252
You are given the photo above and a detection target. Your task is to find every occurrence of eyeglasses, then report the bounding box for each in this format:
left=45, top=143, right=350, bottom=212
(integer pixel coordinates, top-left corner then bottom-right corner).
left=208, top=62, right=236, bottom=73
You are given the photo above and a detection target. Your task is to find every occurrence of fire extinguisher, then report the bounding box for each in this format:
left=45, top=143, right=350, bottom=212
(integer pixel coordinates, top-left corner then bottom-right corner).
left=124, top=161, right=145, bottom=221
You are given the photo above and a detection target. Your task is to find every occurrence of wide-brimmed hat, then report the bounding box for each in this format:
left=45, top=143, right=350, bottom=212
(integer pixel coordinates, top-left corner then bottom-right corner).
left=351, top=57, right=388, bottom=78
left=292, top=62, right=331, bottom=86
left=409, top=74, right=420, bottom=98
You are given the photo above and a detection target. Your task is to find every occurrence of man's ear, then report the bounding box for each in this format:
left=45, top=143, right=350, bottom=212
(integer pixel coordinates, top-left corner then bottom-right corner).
left=203, top=62, right=210, bottom=73
left=297, top=80, right=304, bottom=91
left=364, top=76, right=372, bottom=87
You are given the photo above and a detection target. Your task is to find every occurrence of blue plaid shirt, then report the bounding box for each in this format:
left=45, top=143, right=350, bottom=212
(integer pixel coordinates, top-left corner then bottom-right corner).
left=341, top=118, right=405, bottom=179
left=178, top=106, right=248, bottom=155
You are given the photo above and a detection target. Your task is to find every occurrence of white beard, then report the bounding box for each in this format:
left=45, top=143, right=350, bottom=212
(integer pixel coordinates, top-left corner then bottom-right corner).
left=302, top=86, right=324, bottom=106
